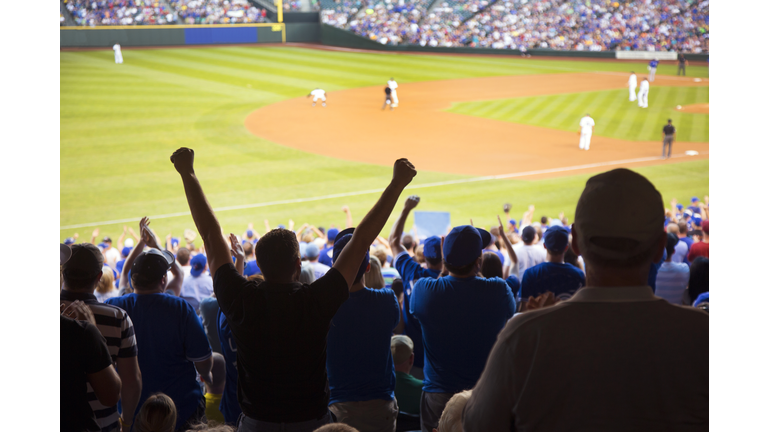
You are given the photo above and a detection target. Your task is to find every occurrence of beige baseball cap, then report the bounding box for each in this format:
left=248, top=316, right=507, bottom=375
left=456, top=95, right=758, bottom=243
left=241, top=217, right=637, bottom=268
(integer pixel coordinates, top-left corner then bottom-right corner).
left=574, top=168, right=664, bottom=261
left=391, top=335, right=414, bottom=365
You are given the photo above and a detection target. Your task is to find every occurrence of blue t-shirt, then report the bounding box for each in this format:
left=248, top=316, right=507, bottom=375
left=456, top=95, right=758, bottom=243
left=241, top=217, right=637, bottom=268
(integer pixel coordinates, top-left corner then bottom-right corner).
left=410, top=276, right=515, bottom=393
left=505, top=275, right=520, bottom=294
left=318, top=245, right=334, bottom=267
left=217, top=309, right=241, bottom=424
left=394, top=251, right=441, bottom=369
left=519, top=262, right=585, bottom=302
left=326, top=287, right=400, bottom=405
left=693, top=292, right=709, bottom=308
left=244, top=260, right=261, bottom=277
left=116, top=259, right=126, bottom=275
left=106, top=293, right=212, bottom=429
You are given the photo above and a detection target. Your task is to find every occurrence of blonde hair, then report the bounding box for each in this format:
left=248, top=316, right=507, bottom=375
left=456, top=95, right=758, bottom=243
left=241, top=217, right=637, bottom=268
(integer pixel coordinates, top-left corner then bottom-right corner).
left=415, top=244, right=425, bottom=264
left=437, top=390, right=473, bottom=432
left=96, top=267, right=115, bottom=294
left=372, top=247, right=388, bottom=268
left=134, top=393, right=177, bottom=432
left=367, top=256, right=385, bottom=289
left=301, top=234, right=314, bottom=244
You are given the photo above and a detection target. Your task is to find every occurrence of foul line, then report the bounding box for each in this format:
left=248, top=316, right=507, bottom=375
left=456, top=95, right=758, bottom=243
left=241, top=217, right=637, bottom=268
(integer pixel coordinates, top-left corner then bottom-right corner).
left=60, top=152, right=707, bottom=230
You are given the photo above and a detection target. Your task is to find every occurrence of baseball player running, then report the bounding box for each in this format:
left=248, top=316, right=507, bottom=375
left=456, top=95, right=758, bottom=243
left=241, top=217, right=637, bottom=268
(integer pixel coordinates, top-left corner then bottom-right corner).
left=628, top=71, right=637, bottom=102
left=113, top=43, right=123, bottom=64
left=637, top=78, right=650, bottom=108
left=662, top=119, right=676, bottom=159
left=648, top=58, right=659, bottom=82
left=382, top=87, right=393, bottom=111
left=578, top=114, right=595, bottom=150
left=387, top=77, right=399, bottom=107
left=307, top=88, right=326, bottom=107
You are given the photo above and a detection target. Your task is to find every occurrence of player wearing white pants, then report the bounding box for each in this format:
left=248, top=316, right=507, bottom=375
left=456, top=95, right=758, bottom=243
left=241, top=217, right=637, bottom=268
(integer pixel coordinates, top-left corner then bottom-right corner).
left=113, top=43, right=123, bottom=64
left=387, top=78, right=398, bottom=107
left=628, top=72, right=637, bottom=102
left=578, top=114, right=595, bottom=150
left=637, top=78, right=650, bottom=108
left=308, top=88, right=326, bottom=107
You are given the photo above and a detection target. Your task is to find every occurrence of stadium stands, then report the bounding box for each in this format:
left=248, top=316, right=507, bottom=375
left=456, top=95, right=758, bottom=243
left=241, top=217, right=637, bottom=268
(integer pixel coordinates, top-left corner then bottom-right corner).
left=62, top=0, right=268, bottom=26
left=169, top=0, right=267, bottom=24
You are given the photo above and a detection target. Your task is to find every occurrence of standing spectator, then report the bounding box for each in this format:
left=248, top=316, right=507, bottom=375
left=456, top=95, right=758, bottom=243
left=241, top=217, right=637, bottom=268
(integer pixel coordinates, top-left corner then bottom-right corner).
left=411, top=225, right=515, bottom=432
left=666, top=223, right=689, bottom=263
left=655, top=233, right=690, bottom=305
left=677, top=221, right=694, bottom=251
left=107, top=218, right=213, bottom=431
left=60, top=243, right=142, bottom=431
left=687, top=220, right=709, bottom=261
left=374, top=247, right=400, bottom=290
left=518, top=225, right=585, bottom=305
left=686, top=257, right=709, bottom=306
left=326, top=231, right=400, bottom=431
left=366, top=255, right=386, bottom=289
left=199, top=296, right=222, bottom=354
left=176, top=247, right=193, bottom=277
left=678, top=53, right=688, bottom=76
left=662, top=119, right=676, bottom=159
left=318, top=227, right=339, bottom=267
left=134, top=393, right=177, bottom=432
left=389, top=195, right=442, bottom=380
left=390, top=335, right=422, bottom=415
left=180, top=253, right=214, bottom=312
left=169, top=146, right=417, bottom=431
left=480, top=252, right=503, bottom=278
left=242, top=242, right=261, bottom=276
left=463, top=168, right=708, bottom=430
left=102, top=236, right=121, bottom=269
left=511, top=226, right=546, bottom=278
left=305, top=242, right=331, bottom=280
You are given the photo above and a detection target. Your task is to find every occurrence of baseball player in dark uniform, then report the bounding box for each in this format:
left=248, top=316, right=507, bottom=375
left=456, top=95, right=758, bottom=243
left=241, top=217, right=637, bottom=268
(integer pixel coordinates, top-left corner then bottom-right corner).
left=382, top=86, right=393, bottom=111
left=677, top=54, right=688, bottom=76
left=662, top=119, right=676, bottom=159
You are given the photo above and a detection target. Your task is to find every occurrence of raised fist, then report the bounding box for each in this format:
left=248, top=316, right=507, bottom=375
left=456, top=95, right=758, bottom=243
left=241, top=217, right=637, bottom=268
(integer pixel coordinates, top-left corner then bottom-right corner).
left=404, top=195, right=420, bottom=211
left=392, top=158, right=417, bottom=187
left=170, top=147, right=195, bottom=175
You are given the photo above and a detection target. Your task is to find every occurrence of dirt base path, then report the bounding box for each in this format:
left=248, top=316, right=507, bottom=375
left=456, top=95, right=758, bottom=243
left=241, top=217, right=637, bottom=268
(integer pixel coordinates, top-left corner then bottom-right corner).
left=245, top=73, right=709, bottom=179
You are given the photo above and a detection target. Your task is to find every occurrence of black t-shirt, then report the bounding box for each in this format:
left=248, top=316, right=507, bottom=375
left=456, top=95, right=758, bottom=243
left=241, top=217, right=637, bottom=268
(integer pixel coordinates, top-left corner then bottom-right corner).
left=213, top=263, right=349, bottom=422
left=60, top=316, right=113, bottom=432
left=678, top=55, right=686, bottom=64
left=663, top=124, right=676, bottom=135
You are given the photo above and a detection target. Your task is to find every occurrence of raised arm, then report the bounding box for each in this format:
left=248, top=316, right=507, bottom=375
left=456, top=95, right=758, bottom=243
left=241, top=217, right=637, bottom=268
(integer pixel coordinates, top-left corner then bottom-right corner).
left=342, top=206, right=353, bottom=228
left=497, top=215, right=518, bottom=265
left=140, top=219, right=183, bottom=296
left=264, top=219, right=271, bottom=233
left=90, top=228, right=100, bottom=245
left=229, top=234, right=245, bottom=276
left=117, top=226, right=127, bottom=251
left=334, top=159, right=417, bottom=288
left=388, top=195, right=419, bottom=257
left=115, top=356, right=142, bottom=428
left=119, top=219, right=148, bottom=294
left=310, top=225, right=326, bottom=240
left=171, top=148, right=231, bottom=277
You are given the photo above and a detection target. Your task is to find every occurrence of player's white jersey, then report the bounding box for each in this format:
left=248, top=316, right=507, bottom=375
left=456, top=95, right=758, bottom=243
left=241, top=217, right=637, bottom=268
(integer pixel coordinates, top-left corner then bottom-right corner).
left=387, top=80, right=398, bottom=90
left=628, top=74, right=637, bottom=87
left=639, top=80, right=650, bottom=91
left=579, top=116, right=595, bottom=134
left=113, top=44, right=121, bottom=53
left=310, top=89, right=326, bottom=97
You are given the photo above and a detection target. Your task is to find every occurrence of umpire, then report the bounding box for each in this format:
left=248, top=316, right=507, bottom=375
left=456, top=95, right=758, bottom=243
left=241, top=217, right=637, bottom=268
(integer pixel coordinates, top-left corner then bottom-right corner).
left=662, top=119, right=676, bottom=159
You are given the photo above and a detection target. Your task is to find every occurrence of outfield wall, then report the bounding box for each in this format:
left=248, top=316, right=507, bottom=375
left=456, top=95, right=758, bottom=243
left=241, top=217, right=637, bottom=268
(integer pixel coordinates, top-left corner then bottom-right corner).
left=60, top=24, right=287, bottom=47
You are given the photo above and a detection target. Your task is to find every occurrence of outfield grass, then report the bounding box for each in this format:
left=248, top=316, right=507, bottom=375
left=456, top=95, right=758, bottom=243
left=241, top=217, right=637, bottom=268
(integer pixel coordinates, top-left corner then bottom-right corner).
left=60, top=46, right=709, bottom=241
left=448, top=86, right=709, bottom=142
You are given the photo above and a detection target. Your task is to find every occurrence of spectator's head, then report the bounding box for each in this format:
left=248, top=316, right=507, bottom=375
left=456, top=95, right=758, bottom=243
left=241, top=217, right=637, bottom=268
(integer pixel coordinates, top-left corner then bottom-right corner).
left=401, top=234, right=415, bottom=253
left=242, top=242, right=254, bottom=258
left=391, top=335, right=414, bottom=373
left=572, top=169, right=665, bottom=277
left=443, top=225, right=483, bottom=277
left=305, top=243, right=321, bottom=262
left=333, top=232, right=370, bottom=285
left=301, top=233, right=314, bottom=244
left=134, top=393, right=177, bottom=432
left=191, top=253, right=208, bottom=275
left=423, top=236, right=443, bottom=269
left=61, top=244, right=72, bottom=266
left=665, top=233, right=679, bottom=260
left=206, top=353, right=226, bottom=395
left=521, top=226, right=536, bottom=245
left=688, top=257, right=709, bottom=301
left=326, top=228, right=339, bottom=246
left=480, top=251, right=503, bottom=279
left=543, top=225, right=569, bottom=260
left=702, top=220, right=709, bottom=238
left=131, top=249, right=175, bottom=291
left=64, top=237, right=76, bottom=246
left=96, top=267, right=115, bottom=294
left=62, top=243, right=104, bottom=291
left=540, top=216, right=548, bottom=225
left=121, top=246, right=132, bottom=258
left=367, top=256, right=386, bottom=289
left=102, top=237, right=113, bottom=248
left=373, top=246, right=388, bottom=268
left=667, top=223, right=679, bottom=235
left=299, top=263, right=316, bottom=284
left=435, top=390, right=473, bottom=432
left=255, top=228, right=301, bottom=283
left=391, top=278, right=403, bottom=299
left=176, top=247, right=191, bottom=266
left=677, top=221, right=688, bottom=236
left=313, top=424, right=360, bottom=432
left=414, top=244, right=425, bottom=264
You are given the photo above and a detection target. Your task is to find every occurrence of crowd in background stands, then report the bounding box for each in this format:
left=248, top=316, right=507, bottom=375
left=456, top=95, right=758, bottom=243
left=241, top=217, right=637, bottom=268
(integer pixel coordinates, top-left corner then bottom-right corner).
left=169, top=0, right=267, bottom=24
left=325, top=0, right=708, bottom=53
left=63, top=0, right=267, bottom=26
left=61, top=149, right=709, bottom=431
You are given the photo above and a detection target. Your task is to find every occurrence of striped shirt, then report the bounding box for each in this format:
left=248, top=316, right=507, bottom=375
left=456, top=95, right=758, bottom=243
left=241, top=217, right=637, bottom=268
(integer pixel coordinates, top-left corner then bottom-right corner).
left=655, top=262, right=690, bottom=305
left=61, top=290, right=138, bottom=432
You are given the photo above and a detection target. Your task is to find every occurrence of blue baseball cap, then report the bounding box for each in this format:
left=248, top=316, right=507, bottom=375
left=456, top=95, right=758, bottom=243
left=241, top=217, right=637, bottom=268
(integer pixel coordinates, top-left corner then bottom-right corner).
left=543, top=225, right=569, bottom=253
left=305, top=243, right=320, bottom=259
left=508, top=219, right=516, bottom=226
left=676, top=204, right=683, bottom=210
left=443, top=225, right=483, bottom=267
left=97, top=242, right=108, bottom=250
left=423, top=236, right=442, bottom=261
left=121, top=246, right=133, bottom=257
left=64, top=237, right=76, bottom=245
left=327, top=228, right=339, bottom=241
left=171, top=237, right=180, bottom=248
left=278, top=224, right=286, bottom=229
left=246, top=229, right=254, bottom=238
left=190, top=254, right=207, bottom=277
left=332, top=230, right=369, bottom=283
left=691, top=197, right=699, bottom=202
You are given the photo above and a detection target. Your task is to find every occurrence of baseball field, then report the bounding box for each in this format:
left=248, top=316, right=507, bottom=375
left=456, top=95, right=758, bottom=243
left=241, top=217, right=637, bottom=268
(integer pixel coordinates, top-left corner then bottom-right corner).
left=60, top=45, right=709, bottom=242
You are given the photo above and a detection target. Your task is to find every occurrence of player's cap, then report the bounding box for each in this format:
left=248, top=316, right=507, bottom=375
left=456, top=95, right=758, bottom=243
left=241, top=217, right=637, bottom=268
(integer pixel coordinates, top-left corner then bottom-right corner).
left=132, top=249, right=175, bottom=285
left=521, top=226, right=536, bottom=243
left=190, top=253, right=207, bottom=277
left=332, top=229, right=369, bottom=282
left=543, top=225, right=569, bottom=253
left=443, top=225, right=483, bottom=267
left=391, top=335, right=414, bottom=365
left=327, top=228, right=339, bottom=241
left=574, top=168, right=664, bottom=261
left=305, top=243, right=320, bottom=259
left=423, top=236, right=442, bottom=261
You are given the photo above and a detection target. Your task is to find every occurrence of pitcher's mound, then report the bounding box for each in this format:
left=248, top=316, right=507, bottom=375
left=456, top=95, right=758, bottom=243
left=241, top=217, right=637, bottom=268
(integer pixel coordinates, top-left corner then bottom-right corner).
left=675, top=103, right=709, bottom=114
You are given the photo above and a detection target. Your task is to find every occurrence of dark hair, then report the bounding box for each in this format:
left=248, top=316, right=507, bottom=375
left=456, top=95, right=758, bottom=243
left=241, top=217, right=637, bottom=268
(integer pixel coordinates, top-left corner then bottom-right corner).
left=242, top=242, right=254, bottom=257
left=581, top=234, right=662, bottom=269
left=391, top=278, right=403, bottom=298
left=62, top=244, right=103, bottom=290
left=401, top=235, right=414, bottom=252
left=255, top=229, right=300, bottom=281
left=563, top=244, right=581, bottom=269
left=688, top=257, right=709, bottom=301
left=665, top=233, right=679, bottom=258
left=540, top=216, right=548, bottom=225
left=176, top=248, right=191, bottom=266
left=63, top=272, right=100, bottom=291
left=444, top=260, right=477, bottom=277
left=425, top=256, right=442, bottom=267
left=480, top=252, right=503, bottom=279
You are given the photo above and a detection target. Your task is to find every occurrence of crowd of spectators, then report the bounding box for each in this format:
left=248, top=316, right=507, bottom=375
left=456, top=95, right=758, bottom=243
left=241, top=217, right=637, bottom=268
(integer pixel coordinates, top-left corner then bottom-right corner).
left=62, top=0, right=268, bottom=26
left=169, top=0, right=267, bottom=24
left=324, top=0, right=709, bottom=53
left=61, top=148, right=708, bottom=431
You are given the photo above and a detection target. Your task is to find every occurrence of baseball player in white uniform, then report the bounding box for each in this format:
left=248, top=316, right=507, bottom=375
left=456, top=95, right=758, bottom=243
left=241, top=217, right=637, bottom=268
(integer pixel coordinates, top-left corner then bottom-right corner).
left=307, top=88, right=327, bottom=107
left=637, top=78, right=650, bottom=108
left=628, top=71, right=637, bottom=102
left=578, top=114, right=595, bottom=150
left=387, top=77, right=398, bottom=107
left=113, top=43, right=123, bottom=64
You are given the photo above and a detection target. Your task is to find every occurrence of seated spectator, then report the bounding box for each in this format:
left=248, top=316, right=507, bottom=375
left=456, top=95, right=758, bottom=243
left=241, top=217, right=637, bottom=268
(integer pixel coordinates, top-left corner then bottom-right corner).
left=435, top=390, right=472, bottom=432
left=666, top=223, right=689, bottom=263
left=686, top=257, right=709, bottom=305
left=170, top=147, right=416, bottom=431
left=94, top=266, right=119, bottom=303
left=306, top=243, right=331, bottom=280
left=180, top=253, right=214, bottom=312
left=511, top=226, right=546, bottom=278
left=367, top=255, right=386, bottom=289
left=107, top=218, right=213, bottom=430
left=60, top=243, right=142, bottom=430
left=326, top=230, right=400, bottom=431
left=204, top=353, right=228, bottom=425
left=519, top=225, right=585, bottom=305
left=134, top=393, right=177, bottom=432
left=463, top=168, right=708, bottom=430
left=480, top=251, right=503, bottom=278
left=655, top=233, right=690, bottom=305
left=688, top=220, right=710, bottom=261
left=411, top=225, right=515, bottom=432
left=390, top=335, right=422, bottom=415
left=389, top=195, right=443, bottom=380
